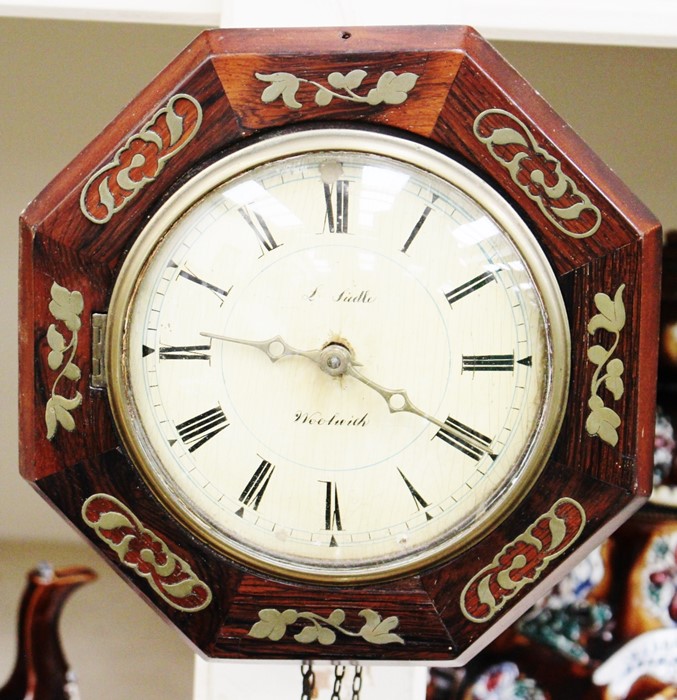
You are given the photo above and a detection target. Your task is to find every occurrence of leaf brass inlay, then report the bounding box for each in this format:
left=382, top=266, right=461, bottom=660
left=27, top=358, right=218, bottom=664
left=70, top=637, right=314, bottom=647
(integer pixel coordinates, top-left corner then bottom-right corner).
left=255, top=70, right=419, bottom=110
left=248, top=607, right=404, bottom=646
left=81, top=493, right=212, bottom=613
left=45, top=282, right=83, bottom=440
left=461, top=498, right=586, bottom=623
left=586, top=284, right=626, bottom=446
left=473, top=108, right=602, bottom=238
left=80, top=93, right=203, bottom=224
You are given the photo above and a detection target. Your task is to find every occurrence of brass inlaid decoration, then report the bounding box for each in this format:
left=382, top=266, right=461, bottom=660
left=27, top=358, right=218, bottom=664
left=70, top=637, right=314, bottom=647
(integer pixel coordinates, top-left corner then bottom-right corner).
left=461, top=498, right=586, bottom=623
left=45, top=282, right=83, bottom=440
left=80, top=93, right=203, bottom=224
left=255, top=70, right=419, bottom=110
left=248, top=607, right=404, bottom=646
left=473, top=109, right=602, bottom=238
left=81, top=493, right=212, bottom=612
left=586, top=284, right=626, bottom=447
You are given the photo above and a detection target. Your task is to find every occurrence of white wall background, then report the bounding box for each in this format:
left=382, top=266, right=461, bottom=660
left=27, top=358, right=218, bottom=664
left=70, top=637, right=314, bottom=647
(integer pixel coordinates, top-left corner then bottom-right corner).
left=0, top=9, right=675, bottom=699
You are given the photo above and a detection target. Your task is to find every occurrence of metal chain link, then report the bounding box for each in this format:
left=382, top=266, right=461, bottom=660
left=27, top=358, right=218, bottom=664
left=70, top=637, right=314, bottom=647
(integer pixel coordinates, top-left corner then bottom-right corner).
left=351, top=666, right=363, bottom=700
left=330, top=664, right=346, bottom=700
left=301, top=662, right=316, bottom=700
left=300, top=662, right=363, bottom=700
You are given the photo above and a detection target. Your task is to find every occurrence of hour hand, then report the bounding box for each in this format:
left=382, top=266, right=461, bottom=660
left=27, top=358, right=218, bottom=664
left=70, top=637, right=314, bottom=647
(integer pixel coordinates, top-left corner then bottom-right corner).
left=200, top=331, right=323, bottom=365
left=345, top=364, right=495, bottom=459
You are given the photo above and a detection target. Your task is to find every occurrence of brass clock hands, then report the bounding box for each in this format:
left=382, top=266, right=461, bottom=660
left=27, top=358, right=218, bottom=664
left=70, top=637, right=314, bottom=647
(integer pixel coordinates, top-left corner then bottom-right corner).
left=201, top=332, right=495, bottom=459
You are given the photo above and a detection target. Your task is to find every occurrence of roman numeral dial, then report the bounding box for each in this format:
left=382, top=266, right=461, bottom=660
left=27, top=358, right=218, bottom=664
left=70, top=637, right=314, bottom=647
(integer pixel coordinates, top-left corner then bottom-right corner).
left=239, top=206, right=279, bottom=254
left=462, top=354, right=514, bottom=372
left=445, top=271, right=495, bottom=306
left=462, top=354, right=533, bottom=372
left=236, top=459, right=275, bottom=516
left=435, top=417, right=494, bottom=461
left=401, top=197, right=439, bottom=253
left=324, top=179, right=349, bottom=233
left=177, top=268, right=231, bottom=301
left=175, top=406, right=229, bottom=453
left=109, top=130, right=564, bottom=582
left=398, top=469, right=432, bottom=520
left=159, top=344, right=211, bottom=361
left=321, top=481, right=342, bottom=547
left=321, top=161, right=350, bottom=234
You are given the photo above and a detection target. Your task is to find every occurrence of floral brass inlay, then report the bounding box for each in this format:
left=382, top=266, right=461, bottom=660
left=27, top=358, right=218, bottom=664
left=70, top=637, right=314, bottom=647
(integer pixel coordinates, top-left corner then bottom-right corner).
left=248, top=607, right=404, bottom=646
left=45, top=282, right=83, bottom=440
left=80, top=93, right=202, bottom=224
left=586, top=284, right=626, bottom=447
left=255, top=69, right=418, bottom=110
left=82, top=493, right=212, bottom=612
left=473, top=108, right=601, bottom=238
left=461, top=498, right=586, bottom=623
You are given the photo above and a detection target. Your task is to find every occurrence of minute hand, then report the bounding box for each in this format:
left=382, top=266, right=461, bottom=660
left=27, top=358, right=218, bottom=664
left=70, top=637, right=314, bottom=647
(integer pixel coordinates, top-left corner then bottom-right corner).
left=345, top=364, right=495, bottom=459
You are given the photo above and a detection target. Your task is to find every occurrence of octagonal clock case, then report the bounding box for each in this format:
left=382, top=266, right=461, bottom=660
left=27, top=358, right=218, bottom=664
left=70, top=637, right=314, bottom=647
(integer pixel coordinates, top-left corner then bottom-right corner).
left=19, top=26, right=661, bottom=664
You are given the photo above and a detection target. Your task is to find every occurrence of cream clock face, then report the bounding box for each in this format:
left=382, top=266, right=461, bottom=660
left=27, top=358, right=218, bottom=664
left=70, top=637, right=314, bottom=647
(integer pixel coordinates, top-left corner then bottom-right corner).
left=107, top=128, right=569, bottom=582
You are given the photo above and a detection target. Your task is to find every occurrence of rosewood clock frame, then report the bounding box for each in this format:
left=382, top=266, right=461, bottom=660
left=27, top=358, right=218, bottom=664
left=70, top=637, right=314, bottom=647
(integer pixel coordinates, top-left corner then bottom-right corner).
left=19, top=26, right=661, bottom=664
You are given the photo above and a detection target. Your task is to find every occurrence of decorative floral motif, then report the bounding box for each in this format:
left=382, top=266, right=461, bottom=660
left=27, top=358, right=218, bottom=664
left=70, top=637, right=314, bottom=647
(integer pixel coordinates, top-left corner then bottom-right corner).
left=469, top=662, right=546, bottom=700
left=586, top=284, right=626, bottom=447
left=473, top=109, right=601, bottom=238
left=80, top=93, right=202, bottom=224
left=45, top=282, right=83, bottom=440
left=255, top=69, right=418, bottom=110
left=461, top=498, right=586, bottom=623
left=248, top=607, right=404, bottom=646
left=81, top=493, right=212, bottom=612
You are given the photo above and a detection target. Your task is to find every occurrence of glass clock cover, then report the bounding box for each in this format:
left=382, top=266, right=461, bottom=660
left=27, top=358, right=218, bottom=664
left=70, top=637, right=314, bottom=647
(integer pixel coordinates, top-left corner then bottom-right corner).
left=106, top=128, right=569, bottom=582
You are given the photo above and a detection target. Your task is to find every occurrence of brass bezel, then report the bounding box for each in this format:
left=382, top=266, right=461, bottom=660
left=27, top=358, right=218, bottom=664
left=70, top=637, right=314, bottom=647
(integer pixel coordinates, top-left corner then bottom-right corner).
left=106, top=127, right=571, bottom=583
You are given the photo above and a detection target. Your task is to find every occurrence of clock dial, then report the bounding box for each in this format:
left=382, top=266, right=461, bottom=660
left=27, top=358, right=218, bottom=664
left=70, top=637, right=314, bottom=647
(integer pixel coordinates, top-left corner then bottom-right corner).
left=107, top=128, right=569, bottom=582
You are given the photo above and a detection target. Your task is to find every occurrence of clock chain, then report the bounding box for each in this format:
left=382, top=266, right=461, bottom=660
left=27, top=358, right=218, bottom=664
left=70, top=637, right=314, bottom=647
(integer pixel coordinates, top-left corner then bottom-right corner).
left=301, top=662, right=315, bottom=700
left=299, top=662, right=363, bottom=699
left=350, top=666, right=363, bottom=700
left=331, top=665, right=346, bottom=699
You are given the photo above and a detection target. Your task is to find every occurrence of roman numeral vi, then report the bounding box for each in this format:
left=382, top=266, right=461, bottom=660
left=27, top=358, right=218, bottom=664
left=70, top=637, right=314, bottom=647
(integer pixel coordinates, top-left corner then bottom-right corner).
left=321, top=480, right=342, bottom=547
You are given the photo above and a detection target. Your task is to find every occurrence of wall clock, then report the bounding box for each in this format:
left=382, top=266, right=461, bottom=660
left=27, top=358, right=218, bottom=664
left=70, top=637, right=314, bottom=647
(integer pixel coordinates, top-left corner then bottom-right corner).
left=19, top=26, right=661, bottom=664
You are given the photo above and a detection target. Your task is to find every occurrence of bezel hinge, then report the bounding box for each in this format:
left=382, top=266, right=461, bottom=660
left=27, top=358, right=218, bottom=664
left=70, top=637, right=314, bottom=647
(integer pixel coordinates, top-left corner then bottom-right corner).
left=91, top=313, right=107, bottom=388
